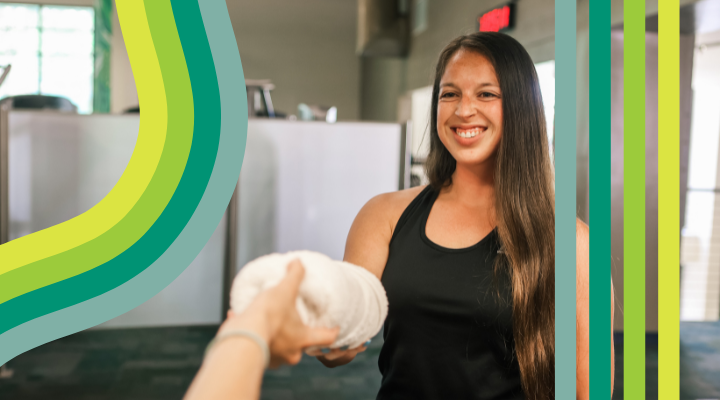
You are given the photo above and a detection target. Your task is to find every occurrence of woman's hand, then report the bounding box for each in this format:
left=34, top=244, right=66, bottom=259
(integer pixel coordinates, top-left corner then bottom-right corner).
left=305, top=341, right=370, bottom=368
left=218, top=259, right=340, bottom=368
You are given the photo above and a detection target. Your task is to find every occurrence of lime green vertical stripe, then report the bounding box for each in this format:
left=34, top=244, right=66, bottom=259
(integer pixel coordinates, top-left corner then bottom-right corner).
left=658, top=0, right=680, bottom=398
left=624, top=0, right=646, bottom=398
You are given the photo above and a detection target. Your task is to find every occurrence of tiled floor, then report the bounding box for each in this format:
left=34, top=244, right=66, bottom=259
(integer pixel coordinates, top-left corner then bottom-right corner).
left=2, top=323, right=719, bottom=400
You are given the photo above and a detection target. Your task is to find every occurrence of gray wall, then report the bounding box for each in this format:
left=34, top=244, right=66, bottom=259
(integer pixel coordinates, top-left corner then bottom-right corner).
left=360, top=57, right=406, bottom=121
left=226, top=0, right=361, bottom=121
left=404, top=0, right=555, bottom=92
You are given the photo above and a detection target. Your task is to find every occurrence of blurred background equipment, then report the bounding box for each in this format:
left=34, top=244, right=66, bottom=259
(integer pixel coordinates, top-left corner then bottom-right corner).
left=356, top=0, right=410, bottom=57
left=297, top=103, right=338, bottom=123
left=0, top=94, right=78, bottom=113
left=246, top=79, right=284, bottom=119
left=0, top=65, right=10, bottom=89
left=477, top=3, right=515, bottom=33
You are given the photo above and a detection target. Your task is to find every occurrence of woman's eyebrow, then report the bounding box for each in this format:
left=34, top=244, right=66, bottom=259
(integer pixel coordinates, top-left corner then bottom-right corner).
left=439, top=82, right=499, bottom=89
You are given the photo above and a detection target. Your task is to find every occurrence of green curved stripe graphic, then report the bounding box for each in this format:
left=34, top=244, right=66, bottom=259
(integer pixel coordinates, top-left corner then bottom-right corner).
left=0, top=0, right=219, bottom=334
left=0, top=0, right=193, bottom=303
left=0, top=0, right=247, bottom=366
left=0, top=0, right=245, bottom=364
left=0, top=1, right=170, bottom=275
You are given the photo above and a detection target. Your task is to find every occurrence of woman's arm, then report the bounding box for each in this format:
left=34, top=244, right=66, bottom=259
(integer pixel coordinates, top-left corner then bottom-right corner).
left=575, top=220, right=615, bottom=399
left=576, top=220, right=590, bottom=400
left=185, top=336, right=266, bottom=400
left=310, top=187, right=424, bottom=368
left=343, top=193, right=398, bottom=279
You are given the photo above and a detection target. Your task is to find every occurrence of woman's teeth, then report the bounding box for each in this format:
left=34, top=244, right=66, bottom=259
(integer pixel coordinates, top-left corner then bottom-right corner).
left=456, top=128, right=482, bottom=138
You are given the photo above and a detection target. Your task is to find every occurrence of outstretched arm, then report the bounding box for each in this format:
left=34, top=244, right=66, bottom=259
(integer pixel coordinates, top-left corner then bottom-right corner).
left=574, top=220, right=615, bottom=399
left=576, top=220, right=589, bottom=400
left=310, top=188, right=423, bottom=368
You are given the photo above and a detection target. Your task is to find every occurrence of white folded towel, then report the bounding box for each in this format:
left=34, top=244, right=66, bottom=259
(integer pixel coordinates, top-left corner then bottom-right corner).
left=230, top=250, right=389, bottom=349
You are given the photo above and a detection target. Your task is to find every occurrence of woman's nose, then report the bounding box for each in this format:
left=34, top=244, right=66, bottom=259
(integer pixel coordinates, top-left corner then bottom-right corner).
left=455, top=97, right=476, bottom=118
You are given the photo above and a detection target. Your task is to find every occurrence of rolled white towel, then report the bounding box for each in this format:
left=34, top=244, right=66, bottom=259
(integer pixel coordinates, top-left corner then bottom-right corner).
left=230, top=250, right=388, bottom=349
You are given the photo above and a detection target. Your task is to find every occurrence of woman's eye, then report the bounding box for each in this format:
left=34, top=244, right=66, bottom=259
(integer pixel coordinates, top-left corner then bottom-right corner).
left=479, top=92, right=497, bottom=98
left=440, top=92, right=456, bottom=98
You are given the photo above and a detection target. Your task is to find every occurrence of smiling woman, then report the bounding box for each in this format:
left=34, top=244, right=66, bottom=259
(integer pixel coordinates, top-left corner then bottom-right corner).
left=305, top=31, right=605, bottom=400
left=435, top=49, right=503, bottom=172
left=425, top=32, right=558, bottom=399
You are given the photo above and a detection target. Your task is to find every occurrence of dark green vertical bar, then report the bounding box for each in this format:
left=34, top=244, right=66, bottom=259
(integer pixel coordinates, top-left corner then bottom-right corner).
left=93, top=0, right=112, bottom=113
left=589, top=0, right=611, bottom=398
left=555, top=0, right=576, bottom=397
left=624, top=0, right=646, bottom=398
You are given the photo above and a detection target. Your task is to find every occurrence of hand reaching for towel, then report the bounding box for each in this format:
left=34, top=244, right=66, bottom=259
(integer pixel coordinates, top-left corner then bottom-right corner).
left=230, top=251, right=389, bottom=351
left=185, top=260, right=339, bottom=400
left=221, top=259, right=341, bottom=368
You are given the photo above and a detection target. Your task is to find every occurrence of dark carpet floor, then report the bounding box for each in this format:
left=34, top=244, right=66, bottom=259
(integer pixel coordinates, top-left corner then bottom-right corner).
left=611, top=336, right=658, bottom=400
left=0, top=326, right=383, bottom=400
left=679, top=321, right=720, bottom=400
left=1, top=323, right=719, bottom=400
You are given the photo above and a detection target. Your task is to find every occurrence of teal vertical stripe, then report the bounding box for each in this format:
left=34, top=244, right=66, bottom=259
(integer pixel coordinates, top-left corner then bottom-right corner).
left=555, top=0, right=576, bottom=397
left=589, top=0, right=611, bottom=398
left=624, top=0, right=646, bottom=398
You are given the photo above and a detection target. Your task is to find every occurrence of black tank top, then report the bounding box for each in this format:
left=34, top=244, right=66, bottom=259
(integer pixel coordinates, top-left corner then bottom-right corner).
left=377, top=186, right=524, bottom=400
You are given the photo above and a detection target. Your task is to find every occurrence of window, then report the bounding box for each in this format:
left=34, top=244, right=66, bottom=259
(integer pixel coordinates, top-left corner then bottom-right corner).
left=534, top=60, right=555, bottom=153
left=680, top=32, right=720, bottom=321
left=0, top=3, right=95, bottom=114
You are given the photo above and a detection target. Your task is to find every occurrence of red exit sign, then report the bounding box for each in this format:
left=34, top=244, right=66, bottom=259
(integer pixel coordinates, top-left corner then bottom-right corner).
left=478, top=3, right=515, bottom=32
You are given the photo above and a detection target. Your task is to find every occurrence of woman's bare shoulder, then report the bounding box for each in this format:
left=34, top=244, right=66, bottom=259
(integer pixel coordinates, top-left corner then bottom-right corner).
left=363, top=185, right=426, bottom=226
left=344, top=186, right=426, bottom=278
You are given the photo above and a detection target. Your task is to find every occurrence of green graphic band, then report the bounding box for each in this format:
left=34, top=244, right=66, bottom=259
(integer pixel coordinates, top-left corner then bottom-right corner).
left=624, top=0, right=646, bottom=398
left=0, top=0, right=247, bottom=365
left=555, top=0, right=577, bottom=397
left=589, top=0, right=612, bottom=398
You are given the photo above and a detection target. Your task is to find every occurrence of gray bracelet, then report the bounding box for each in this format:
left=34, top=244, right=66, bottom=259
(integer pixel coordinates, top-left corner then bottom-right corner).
left=205, top=329, right=270, bottom=368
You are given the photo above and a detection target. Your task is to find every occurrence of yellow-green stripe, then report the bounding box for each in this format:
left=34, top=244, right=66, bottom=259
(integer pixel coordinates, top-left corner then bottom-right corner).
left=624, top=0, right=646, bottom=397
left=658, top=0, right=680, bottom=398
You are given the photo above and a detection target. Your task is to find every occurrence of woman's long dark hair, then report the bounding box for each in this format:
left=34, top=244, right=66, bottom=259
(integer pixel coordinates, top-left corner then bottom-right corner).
left=425, top=32, right=555, bottom=400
